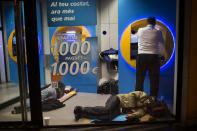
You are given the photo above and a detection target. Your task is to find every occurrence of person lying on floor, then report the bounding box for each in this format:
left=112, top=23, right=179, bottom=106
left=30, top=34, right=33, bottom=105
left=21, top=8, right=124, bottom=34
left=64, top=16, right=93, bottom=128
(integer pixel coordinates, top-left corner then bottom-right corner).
left=12, top=82, right=66, bottom=114
left=41, top=82, right=65, bottom=103
left=41, top=82, right=66, bottom=111
left=74, top=91, right=155, bottom=121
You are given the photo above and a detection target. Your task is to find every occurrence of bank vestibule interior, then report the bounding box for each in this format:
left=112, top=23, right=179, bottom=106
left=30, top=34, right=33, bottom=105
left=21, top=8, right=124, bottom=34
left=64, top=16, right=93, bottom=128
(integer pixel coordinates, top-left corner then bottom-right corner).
left=0, top=0, right=178, bottom=127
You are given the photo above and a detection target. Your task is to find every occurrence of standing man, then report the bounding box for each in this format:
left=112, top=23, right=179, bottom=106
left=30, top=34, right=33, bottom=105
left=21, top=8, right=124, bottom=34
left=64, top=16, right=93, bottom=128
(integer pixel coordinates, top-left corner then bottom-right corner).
left=135, top=17, right=164, bottom=98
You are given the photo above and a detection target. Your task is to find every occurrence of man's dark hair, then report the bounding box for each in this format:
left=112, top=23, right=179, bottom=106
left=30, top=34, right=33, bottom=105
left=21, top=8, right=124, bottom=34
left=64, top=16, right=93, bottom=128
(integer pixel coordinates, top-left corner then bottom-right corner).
left=140, top=96, right=155, bottom=103
left=147, top=99, right=170, bottom=118
left=147, top=17, right=156, bottom=26
left=131, top=29, right=136, bottom=34
left=56, top=82, right=65, bottom=98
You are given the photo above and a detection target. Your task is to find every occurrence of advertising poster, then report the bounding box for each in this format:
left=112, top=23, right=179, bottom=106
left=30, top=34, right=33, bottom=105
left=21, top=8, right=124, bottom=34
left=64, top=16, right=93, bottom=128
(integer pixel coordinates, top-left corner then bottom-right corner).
left=50, top=26, right=98, bottom=92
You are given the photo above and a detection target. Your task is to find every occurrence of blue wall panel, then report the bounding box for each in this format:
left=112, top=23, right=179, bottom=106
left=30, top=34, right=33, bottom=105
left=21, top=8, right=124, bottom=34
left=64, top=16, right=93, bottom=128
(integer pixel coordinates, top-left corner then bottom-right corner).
left=36, top=1, right=45, bottom=86
left=4, top=3, right=45, bottom=85
left=4, top=5, right=19, bottom=83
left=118, top=0, right=177, bottom=102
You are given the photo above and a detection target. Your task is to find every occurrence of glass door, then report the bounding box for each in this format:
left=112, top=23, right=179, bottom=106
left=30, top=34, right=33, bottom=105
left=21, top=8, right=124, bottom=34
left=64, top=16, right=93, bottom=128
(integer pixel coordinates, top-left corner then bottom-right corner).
left=0, top=0, right=29, bottom=122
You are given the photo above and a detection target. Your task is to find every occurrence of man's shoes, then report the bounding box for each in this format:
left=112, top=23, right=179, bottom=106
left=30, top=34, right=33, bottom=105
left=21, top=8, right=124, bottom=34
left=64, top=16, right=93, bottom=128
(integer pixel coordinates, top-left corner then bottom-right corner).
left=74, top=106, right=83, bottom=121
left=74, top=106, right=83, bottom=114
left=74, top=114, right=81, bottom=121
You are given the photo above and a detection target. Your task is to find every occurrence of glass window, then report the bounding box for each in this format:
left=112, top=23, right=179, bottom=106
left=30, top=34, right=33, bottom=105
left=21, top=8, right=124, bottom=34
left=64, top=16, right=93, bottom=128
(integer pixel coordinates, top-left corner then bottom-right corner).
left=34, top=0, right=177, bottom=126
left=0, top=0, right=178, bottom=127
left=0, top=1, right=30, bottom=122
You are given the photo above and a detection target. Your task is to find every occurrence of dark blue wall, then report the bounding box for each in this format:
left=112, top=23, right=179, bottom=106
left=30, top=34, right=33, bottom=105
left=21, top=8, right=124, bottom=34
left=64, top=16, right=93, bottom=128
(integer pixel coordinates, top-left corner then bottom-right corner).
left=118, top=0, right=177, bottom=102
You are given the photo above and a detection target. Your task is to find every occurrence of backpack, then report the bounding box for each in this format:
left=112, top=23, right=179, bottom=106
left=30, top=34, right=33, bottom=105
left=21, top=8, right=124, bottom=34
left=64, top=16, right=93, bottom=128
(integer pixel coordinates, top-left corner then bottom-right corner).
left=98, top=79, right=118, bottom=95
left=148, top=100, right=170, bottom=118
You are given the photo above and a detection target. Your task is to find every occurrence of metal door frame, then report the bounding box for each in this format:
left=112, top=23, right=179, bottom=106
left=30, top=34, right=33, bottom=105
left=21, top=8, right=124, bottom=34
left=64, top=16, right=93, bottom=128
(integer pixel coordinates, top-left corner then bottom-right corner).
left=0, top=0, right=190, bottom=128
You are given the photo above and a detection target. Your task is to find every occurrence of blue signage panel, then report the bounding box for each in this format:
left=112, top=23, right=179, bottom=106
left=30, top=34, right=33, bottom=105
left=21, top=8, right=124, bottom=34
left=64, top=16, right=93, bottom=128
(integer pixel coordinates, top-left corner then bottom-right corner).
left=58, top=37, right=98, bottom=86
left=47, top=0, right=97, bottom=26
left=50, top=34, right=98, bottom=92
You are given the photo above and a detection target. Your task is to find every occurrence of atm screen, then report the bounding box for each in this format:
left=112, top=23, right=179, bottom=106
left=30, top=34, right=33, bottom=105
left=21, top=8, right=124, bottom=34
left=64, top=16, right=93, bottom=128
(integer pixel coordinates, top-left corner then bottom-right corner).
left=12, top=34, right=17, bottom=57
left=130, top=42, right=138, bottom=60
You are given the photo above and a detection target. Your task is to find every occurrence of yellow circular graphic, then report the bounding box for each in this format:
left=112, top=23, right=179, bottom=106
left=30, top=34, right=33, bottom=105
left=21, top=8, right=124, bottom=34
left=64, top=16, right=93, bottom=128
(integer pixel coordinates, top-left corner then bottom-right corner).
left=120, top=19, right=174, bottom=68
left=8, top=30, right=18, bottom=62
left=51, top=26, right=91, bottom=62
left=8, top=29, right=41, bottom=63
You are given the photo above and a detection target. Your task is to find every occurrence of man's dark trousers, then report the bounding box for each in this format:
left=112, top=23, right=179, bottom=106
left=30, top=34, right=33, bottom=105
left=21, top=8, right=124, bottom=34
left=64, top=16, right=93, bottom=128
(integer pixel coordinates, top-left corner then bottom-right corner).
left=135, top=54, right=160, bottom=98
left=82, top=95, right=121, bottom=120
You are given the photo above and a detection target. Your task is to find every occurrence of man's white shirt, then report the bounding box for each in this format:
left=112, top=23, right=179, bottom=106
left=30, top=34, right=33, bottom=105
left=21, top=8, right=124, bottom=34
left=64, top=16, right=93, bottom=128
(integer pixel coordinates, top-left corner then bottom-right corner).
left=136, top=24, right=164, bottom=55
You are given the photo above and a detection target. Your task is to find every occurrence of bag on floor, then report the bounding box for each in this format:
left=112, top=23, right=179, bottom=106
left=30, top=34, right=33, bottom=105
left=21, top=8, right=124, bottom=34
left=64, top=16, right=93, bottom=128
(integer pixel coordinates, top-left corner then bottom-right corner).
left=98, top=79, right=118, bottom=95
left=148, top=100, right=170, bottom=118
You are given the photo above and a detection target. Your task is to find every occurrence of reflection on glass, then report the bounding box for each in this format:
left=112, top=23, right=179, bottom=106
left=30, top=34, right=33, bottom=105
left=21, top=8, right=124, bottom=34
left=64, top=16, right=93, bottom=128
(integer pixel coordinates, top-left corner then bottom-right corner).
left=0, top=1, right=31, bottom=122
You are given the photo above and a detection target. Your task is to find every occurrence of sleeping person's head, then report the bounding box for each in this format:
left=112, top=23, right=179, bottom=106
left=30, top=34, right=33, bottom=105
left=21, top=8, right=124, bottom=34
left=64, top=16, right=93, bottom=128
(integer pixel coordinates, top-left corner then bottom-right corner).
left=143, top=96, right=155, bottom=105
left=56, top=82, right=65, bottom=99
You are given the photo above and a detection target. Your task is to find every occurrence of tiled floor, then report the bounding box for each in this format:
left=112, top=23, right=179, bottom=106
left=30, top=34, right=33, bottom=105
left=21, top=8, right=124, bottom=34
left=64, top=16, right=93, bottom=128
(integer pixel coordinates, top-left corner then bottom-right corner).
left=0, top=91, right=175, bottom=126
left=0, top=83, right=175, bottom=126
left=0, top=92, right=110, bottom=124
left=0, top=82, right=19, bottom=104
